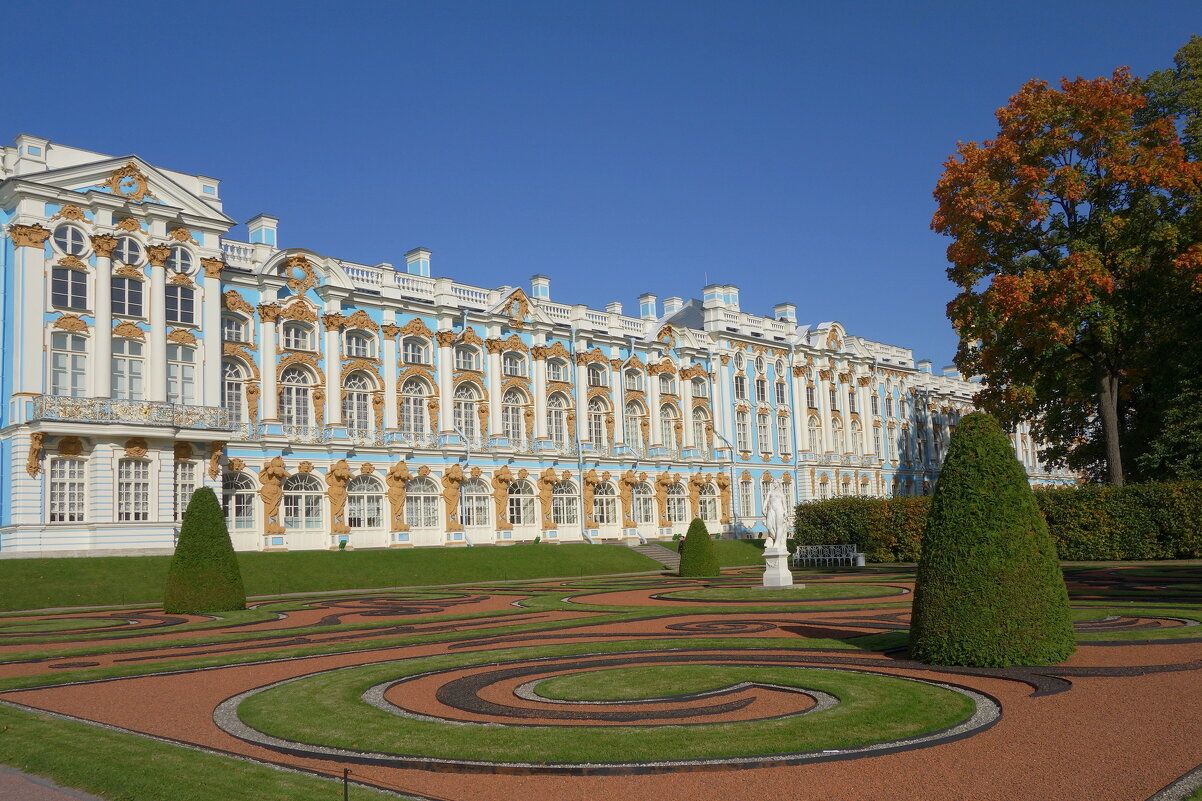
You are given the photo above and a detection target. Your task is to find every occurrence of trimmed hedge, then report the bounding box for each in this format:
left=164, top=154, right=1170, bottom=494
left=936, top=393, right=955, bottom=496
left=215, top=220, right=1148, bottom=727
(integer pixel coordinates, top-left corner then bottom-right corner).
left=794, top=480, right=1202, bottom=562
left=909, top=412, right=1075, bottom=667
left=163, top=487, right=247, bottom=614
left=678, top=518, right=721, bottom=577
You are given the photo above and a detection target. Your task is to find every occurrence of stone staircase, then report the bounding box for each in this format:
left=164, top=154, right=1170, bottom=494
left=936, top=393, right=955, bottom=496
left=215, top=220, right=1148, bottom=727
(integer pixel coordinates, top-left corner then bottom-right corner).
left=628, top=542, right=681, bottom=572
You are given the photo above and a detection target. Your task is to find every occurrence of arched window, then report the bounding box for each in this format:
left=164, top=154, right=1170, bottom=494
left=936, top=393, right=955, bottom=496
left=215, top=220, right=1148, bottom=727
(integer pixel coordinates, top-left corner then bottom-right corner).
left=692, top=377, right=708, bottom=398
left=692, top=406, right=710, bottom=448
left=546, top=359, right=567, bottom=382
left=502, top=389, right=526, bottom=441
left=735, top=410, right=751, bottom=451
left=166, top=344, right=196, bottom=405
left=850, top=420, right=862, bottom=455
left=342, top=372, right=374, bottom=432
left=552, top=481, right=578, bottom=526
left=624, top=401, right=646, bottom=450
left=624, top=370, right=643, bottom=391
left=405, top=476, right=440, bottom=528
left=345, top=332, right=374, bottom=358
left=508, top=479, right=536, bottom=526
left=399, top=378, right=430, bottom=435
left=547, top=393, right=570, bottom=445
left=222, top=472, right=256, bottom=531
left=222, top=361, right=248, bottom=423
left=283, top=474, right=324, bottom=529
left=833, top=420, right=845, bottom=454
left=282, top=323, right=313, bottom=351
left=699, top=482, right=719, bottom=522
left=808, top=416, right=821, bottom=452
left=659, top=374, right=676, bottom=395
left=460, top=478, right=491, bottom=527
left=402, top=337, right=429, bottom=365
left=347, top=475, right=384, bottom=529
left=593, top=481, right=618, bottom=525
left=222, top=314, right=247, bottom=342
left=112, top=276, right=145, bottom=317
left=587, top=397, right=609, bottom=445
left=165, top=285, right=195, bottom=325
left=587, top=364, right=608, bottom=387
left=454, top=346, right=481, bottom=371
left=50, top=332, right=88, bottom=397
left=279, top=367, right=313, bottom=427
left=666, top=483, right=687, bottom=523
left=659, top=403, right=680, bottom=449
left=633, top=482, right=655, bottom=524
left=502, top=352, right=527, bottom=377
left=453, top=383, right=479, bottom=437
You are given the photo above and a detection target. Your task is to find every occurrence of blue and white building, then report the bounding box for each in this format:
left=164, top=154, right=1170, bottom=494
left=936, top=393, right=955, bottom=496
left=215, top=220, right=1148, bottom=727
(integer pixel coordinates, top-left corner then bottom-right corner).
left=0, top=135, right=1075, bottom=555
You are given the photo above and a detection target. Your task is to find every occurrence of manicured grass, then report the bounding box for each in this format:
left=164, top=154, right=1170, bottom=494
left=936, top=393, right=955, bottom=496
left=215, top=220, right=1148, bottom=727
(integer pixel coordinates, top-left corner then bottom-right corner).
left=0, top=544, right=661, bottom=611
left=0, top=703, right=405, bottom=801
left=659, top=584, right=905, bottom=602
left=238, top=654, right=975, bottom=763
left=713, top=539, right=766, bottom=566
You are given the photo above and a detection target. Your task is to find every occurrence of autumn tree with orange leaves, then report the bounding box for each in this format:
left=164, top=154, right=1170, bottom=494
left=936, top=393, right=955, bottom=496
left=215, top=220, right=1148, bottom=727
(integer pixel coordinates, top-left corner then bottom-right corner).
left=933, top=51, right=1202, bottom=485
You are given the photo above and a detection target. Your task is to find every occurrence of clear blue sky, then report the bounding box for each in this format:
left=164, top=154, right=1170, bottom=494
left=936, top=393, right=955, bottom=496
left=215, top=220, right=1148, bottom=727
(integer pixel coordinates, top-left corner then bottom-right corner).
left=6, top=1, right=1200, bottom=366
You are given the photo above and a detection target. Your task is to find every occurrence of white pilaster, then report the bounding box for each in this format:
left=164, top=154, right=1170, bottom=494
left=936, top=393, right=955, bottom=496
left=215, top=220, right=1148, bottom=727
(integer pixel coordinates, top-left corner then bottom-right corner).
left=201, top=278, right=221, bottom=407
left=147, top=266, right=167, bottom=402
left=261, top=318, right=278, bottom=420
left=92, top=254, right=113, bottom=398
left=383, top=331, right=398, bottom=429
left=325, top=326, right=341, bottom=425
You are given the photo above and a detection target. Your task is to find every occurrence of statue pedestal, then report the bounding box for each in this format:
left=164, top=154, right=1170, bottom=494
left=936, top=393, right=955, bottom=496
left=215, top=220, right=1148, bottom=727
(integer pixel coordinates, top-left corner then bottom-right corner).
left=762, top=547, right=798, bottom=588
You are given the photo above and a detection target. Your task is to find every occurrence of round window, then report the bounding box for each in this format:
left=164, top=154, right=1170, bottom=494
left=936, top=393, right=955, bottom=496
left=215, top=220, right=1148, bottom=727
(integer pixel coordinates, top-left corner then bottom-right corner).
left=734, top=354, right=745, bottom=370
left=113, top=237, right=143, bottom=266
left=52, top=225, right=88, bottom=256
left=167, top=246, right=193, bottom=274
left=755, top=355, right=766, bottom=373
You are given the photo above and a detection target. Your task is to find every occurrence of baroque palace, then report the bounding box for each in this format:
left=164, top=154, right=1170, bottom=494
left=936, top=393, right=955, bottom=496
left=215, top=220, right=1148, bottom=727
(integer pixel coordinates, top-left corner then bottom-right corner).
left=0, top=135, right=1074, bottom=555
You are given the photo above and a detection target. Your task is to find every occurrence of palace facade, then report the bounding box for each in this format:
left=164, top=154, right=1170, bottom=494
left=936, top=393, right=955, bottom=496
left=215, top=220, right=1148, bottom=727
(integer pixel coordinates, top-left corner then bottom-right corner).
left=0, top=135, right=1075, bottom=556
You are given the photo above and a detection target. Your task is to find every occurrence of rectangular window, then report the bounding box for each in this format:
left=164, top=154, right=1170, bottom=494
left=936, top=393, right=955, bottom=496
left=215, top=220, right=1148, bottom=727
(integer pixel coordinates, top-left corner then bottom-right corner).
left=51, top=333, right=88, bottom=397
left=775, top=382, right=787, bottom=405
left=402, top=339, right=427, bottom=364
left=460, top=493, right=489, bottom=527
left=48, top=458, right=86, bottom=522
left=871, top=394, right=880, bottom=415
left=739, top=480, right=753, bottom=519
left=587, top=368, right=607, bottom=387
left=552, top=494, right=578, bottom=526
left=873, top=428, right=882, bottom=458
left=829, top=388, right=838, bottom=411
left=166, top=344, right=196, bottom=405
left=755, top=379, right=767, bottom=403
left=886, top=397, right=894, bottom=417
left=174, top=461, right=197, bottom=522
left=117, top=460, right=150, bottom=522
left=51, top=268, right=87, bottom=310
left=776, top=416, right=790, bottom=455
left=848, top=390, right=857, bottom=414
left=692, top=380, right=708, bottom=398
left=111, top=277, right=144, bottom=317
left=806, top=385, right=816, bottom=408
left=736, top=412, right=751, bottom=451
left=112, top=339, right=145, bottom=401
left=757, top=415, right=771, bottom=453
left=547, top=361, right=566, bottom=382
left=593, top=496, right=618, bottom=525
left=165, top=285, right=195, bottom=325
left=734, top=375, right=747, bottom=400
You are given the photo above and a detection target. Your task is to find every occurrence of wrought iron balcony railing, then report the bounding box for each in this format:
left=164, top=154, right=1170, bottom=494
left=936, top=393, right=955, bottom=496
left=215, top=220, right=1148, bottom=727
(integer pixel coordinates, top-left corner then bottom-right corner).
left=31, top=396, right=235, bottom=431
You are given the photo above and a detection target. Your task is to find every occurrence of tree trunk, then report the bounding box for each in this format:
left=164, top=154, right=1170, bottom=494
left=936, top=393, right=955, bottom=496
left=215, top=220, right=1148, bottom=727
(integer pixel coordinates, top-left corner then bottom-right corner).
left=1094, top=361, right=1124, bottom=486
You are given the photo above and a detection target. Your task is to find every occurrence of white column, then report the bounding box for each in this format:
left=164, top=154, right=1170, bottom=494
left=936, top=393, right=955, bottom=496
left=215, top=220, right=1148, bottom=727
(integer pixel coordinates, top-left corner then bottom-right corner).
left=714, top=356, right=733, bottom=445
left=383, top=331, right=398, bottom=429
left=92, top=250, right=113, bottom=398
left=647, top=368, right=661, bottom=445
left=609, top=361, right=624, bottom=445
left=325, top=325, right=341, bottom=426
left=201, top=277, right=221, bottom=407
left=437, top=336, right=453, bottom=432
left=12, top=239, right=45, bottom=398
left=486, top=346, right=502, bottom=435
left=680, top=372, right=695, bottom=447
left=817, top=376, right=833, bottom=452
left=147, top=265, right=167, bottom=402
left=572, top=344, right=587, bottom=441
left=857, top=380, right=873, bottom=458
left=261, top=316, right=278, bottom=420
left=532, top=353, right=548, bottom=440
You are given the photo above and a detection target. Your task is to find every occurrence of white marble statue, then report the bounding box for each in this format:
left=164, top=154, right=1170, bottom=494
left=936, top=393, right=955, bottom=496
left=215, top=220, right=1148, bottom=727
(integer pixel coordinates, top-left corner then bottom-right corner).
left=762, top=481, right=790, bottom=552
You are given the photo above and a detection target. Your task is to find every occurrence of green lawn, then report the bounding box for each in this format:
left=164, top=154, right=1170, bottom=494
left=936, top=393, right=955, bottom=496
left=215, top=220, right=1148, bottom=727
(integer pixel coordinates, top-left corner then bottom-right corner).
left=713, top=539, right=767, bottom=566
left=659, top=584, right=905, bottom=601
left=0, top=543, right=660, bottom=612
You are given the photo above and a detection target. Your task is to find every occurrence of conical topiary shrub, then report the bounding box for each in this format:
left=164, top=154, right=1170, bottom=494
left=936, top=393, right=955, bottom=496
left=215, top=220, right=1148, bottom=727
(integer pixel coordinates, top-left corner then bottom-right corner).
left=678, top=518, right=720, bottom=577
left=163, top=487, right=246, bottom=614
left=909, top=412, right=1075, bottom=667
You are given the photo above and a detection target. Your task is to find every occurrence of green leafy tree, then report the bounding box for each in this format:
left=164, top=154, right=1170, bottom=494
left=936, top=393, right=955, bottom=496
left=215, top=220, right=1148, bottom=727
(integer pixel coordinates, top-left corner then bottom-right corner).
left=678, top=518, right=720, bottom=577
left=163, top=487, right=246, bottom=614
left=910, top=413, right=1075, bottom=667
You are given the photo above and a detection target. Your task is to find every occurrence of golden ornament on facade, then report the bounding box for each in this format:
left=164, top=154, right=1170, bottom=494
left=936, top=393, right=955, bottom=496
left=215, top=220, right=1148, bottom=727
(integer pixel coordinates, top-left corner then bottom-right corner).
left=25, top=432, right=45, bottom=478
left=57, top=436, right=84, bottom=456
left=281, top=254, right=319, bottom=294
left=56, top=255, right=87, bottom=270
left=245, top=384, right=261, bottom=425
left=381, top=324, right=402, bottom=339
left=223, top=290, right=254, bottom=315
left=501, top=288, right=532, bottom=329
left=490, top=465, right=514, bottom=530
left=208, top=442, right=225, bottom=480
left=168, top=272, right=195, bottom=288
left=532, top=340, right=569, bottom=362
left=259, top=456, right=288, bottom=535
left=124, top=438, right=149, bottom=458
left=321, top=313, right=347, bottom=331
left=115, top=217, right=141, bottom=232
left=573, top=348, right=607, bottom=366
left=50, top=205, right=88, bottom=223
left=385, top=461, right=412, bottom=532
left=167, top=227, right=198, bottom=244
left=360, top=463, right=375, bottom=474
left=441, top=463, right=465, bottom=532
left=53, top=314, right=89, bottom=333
left=223, top=344, right=261, bottom=378
left=427, top=397, right=440, bottom=431
left=719, top=354, right=731, bottom=366
left=10, top=224, right=50, bottom=248
left=113, top=263, right=144, bottom=279
left=397, top=317, right=434, bottom=338
left=458, top=327, right=484, bottom=347
left=90, top=233, right=119, bottom=258
left=537, top=467, right=558, bottom=530
left=167, top=328, right=197, bottom=345
left=326, top=459, right=353, bottom=535
left=257, top=303, right=282, bottom=323
left=435, top=330, right=457, bottom=347
left=200, top=257, right=225, bottom=279
left=105, top=162, right=158, bottom=202
left=113, top=321, right=146, bottom=340
left=343, top=359, right=383, bottom=384
left=281, top=300, right=318, bottom=323
left=277, top=352, right=325, bottom=384
left=145, top=244, right=170, bottom=267
left=312, top=389, right=327, bottom=428
left=228, top=457, right=245, bottom=472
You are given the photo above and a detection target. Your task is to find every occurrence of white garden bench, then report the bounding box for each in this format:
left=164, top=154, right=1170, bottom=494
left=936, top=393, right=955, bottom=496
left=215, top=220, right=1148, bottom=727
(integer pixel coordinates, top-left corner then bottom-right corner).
left=791, top=544, right=866, bottom=568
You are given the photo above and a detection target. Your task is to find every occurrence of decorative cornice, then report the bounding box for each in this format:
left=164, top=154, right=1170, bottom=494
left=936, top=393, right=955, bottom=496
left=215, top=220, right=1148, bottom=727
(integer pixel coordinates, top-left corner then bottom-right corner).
left=91, top=233, right=119, bottom=257
left=145, top=244, right=170, bottom=267
left=200, top=257, right=225, bottom=279
left=9, top=224, right=50, bottom=248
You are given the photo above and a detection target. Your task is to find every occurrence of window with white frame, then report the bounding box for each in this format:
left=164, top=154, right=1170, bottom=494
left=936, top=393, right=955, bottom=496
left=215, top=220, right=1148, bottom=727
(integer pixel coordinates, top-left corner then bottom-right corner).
left=279, top=367, right=313, bottom=427
left=776, top=415, right=791, bottom=455
left=48, top=458, right=85, bottom=523
left=848, top=389, right=857, bottom=414
left=755, top=379, right=767, bottom=403
left=283, top=474, right=324, bottom=529
left=699, top=482, right=718, bottom=522
left=808, top=417, right=821, bottom=452
left=775, top=382, right=787, bottom=405
left=587, top=397, right=608, bottom=445
left=871, top=394, right=880, bottom=415
left=222, top=361, right=247, bottom=423
left=111, top=276, right=144, bottom=317
left=342, top=372, right=373, bottom=431
left=806, top=385, right=816, bottom=408
left=733, top=374, right=747, bottom=400
left=624, top=370, right=643, bottom=392
left=850, top=421, right=862, bottom=455
left=692, top=378, right=708, bottom=398
left=453, top=383, right=479, bottom=437
left=166, top=246, right=193, bottom=274
left=666, top=483, right=687, bottom=523
left=222, top=315, right=247, bottom=342
left=345, top=332, right=374, bottom=358
left=872, top=427, right=882, bottom=459
left=402, top=337, right=429, bottom=364
left=739, top=479, right=753, bottom=519
left=51, top=268, right=87, bottom=310
left=117, top=459, right=150, bottom=522
left=222, top=472, right=256, bottom=530
left=502, top=389, right=526, bottom=440
left=52, top=225, right=88, bottom=255
left=166, top=344, right=196, bottom=405
left=50, top=333, right=87, bottom=397
left=547, top=393, right=569, bottom=445
left=552, top=481, right=578, bottom=526
left=632, top=482, right=654, bottom=524
left=692, top=406, right=709, bottom=448
left=735, top=410, right=751, bottom=451
left=347, top=475, right=384, bottom=529
left=593, top=481, right=618, bottom=525
left=174, top=461, right=197, bottom=522
left=659, top=403, right=679, bottom=449
left=165, top=285, right=195, bottom=325
left=587, top=365, right=608, bottom=387
left=829, top=387, right=839, bottom=411
left=405, top=476, right=440, bottom=528
left=659, top=374, right=676, bottom=395
left=399, top=379, right=430, bottom=435
left=886, top=396, right=895, bottom=417
left=547, top=359, right=567, bottom=382
left=454, top=346, right=481, bottom=371
left=757, top=413, right=771, bottom=453
left=112, top=339, right=145, bottom=401
left=459, top=478, right=490, bottom=527
left=508, top=479, right=536, bottom=526
left=113, top=237, right=143, bottom=266
left=624, top=401, right=646, bottom=450
left=833, top=420, right=845, bottom=453
left=502, top=352, right=527, bottom=377
left=282, top=323, right=313, bottom=351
